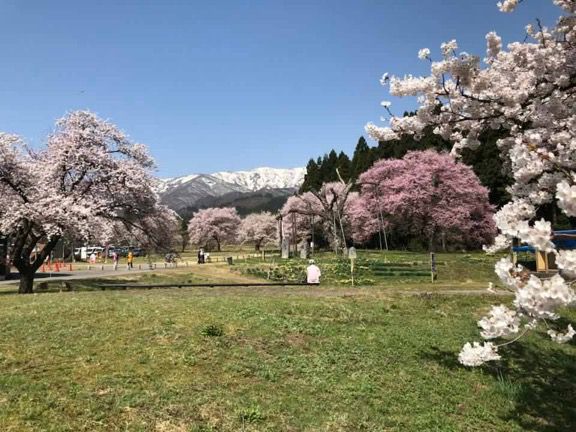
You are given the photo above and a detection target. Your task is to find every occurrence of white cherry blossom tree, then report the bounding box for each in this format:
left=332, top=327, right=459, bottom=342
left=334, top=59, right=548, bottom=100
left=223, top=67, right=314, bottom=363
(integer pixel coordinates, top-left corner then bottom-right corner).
left=0, top=111, right=171, bottom=293
left=187, top=207, right=241, bottom=251
left=365, top=0, right=576, bottom=365
left=239, top=212, right=279, bottom=251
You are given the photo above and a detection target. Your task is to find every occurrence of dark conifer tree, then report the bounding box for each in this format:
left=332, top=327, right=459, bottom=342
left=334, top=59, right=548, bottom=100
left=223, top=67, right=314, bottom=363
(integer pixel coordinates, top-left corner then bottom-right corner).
left=351, top=136, right=373, bottom=179
left=300, top=158, right=323, bottom=192
left=336, top=151, right=352, bottom=182
left=319, top=150, right=339, bottom=183
left=460, top=129, right=511, bottom=207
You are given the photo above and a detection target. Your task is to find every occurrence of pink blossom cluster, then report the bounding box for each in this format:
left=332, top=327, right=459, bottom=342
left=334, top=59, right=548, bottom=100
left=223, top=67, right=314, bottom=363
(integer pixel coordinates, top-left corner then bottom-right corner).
left=352, top=150, right=496, bottom=249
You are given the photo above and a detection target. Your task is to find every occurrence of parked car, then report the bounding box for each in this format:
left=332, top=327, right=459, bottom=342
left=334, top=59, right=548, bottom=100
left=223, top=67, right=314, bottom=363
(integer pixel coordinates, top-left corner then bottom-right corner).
left=132, top=247, right=146, bottom=257
left=114, top=246, right=146, bottom=257
left=74, top=246, right=104, bottom=261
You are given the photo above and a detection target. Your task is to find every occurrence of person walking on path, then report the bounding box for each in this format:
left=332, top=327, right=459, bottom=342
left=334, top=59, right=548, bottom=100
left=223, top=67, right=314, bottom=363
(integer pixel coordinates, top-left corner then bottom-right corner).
left=306, top=259, right=321, bottom=284
left=127, top=250, right=134, bottom=269
left=197, top=248, right=205, bottom=264
left=112, top=251, right=119, bottom=271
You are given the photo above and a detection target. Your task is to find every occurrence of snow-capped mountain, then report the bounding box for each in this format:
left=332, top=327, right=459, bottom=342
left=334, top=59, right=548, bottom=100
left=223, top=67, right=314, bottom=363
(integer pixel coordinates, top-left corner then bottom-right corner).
left=158, top=167, right=305, bottom=216
left=160, top=167, right=305, bottom=194
left=211, top=167, right=306, bottom=192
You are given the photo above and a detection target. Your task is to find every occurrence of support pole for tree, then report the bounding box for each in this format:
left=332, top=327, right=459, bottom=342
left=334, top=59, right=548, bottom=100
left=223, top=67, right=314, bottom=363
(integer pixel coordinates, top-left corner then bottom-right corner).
left=291, top=212, right=297, bottom=257
left=430, top=252, right=437, bottom=283
left=337, top=208, right=347, bottom=251
left=379, top=210, right=389, bottom=251
left=277, top=215, right=283, bottom=250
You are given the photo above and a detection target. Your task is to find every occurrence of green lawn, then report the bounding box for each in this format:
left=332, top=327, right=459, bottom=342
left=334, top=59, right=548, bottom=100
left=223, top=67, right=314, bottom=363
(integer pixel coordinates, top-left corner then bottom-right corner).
left=1, top=280, right=574, bottom=431
left=233, top=250, right=503, bottom=290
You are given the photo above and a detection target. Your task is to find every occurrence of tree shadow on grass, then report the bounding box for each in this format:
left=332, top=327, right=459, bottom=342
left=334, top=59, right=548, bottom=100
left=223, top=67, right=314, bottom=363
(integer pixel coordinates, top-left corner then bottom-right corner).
left=423, top=336, right=576, bottom=432
left=0, top=277, right=143, bottom=296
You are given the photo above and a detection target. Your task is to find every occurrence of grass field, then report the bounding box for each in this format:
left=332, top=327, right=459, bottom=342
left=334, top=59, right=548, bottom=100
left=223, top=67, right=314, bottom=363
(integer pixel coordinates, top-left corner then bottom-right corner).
left=0, top=251, right=574, bottom=431
left=232, top=250, right=502, bottom=290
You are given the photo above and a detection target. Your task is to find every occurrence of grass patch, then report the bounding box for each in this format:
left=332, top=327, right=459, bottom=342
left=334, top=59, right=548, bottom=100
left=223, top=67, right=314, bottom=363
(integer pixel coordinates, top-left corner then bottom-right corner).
left=0, top=284, right=574, bottom=431
left=233, top=250, right=503, bottom=289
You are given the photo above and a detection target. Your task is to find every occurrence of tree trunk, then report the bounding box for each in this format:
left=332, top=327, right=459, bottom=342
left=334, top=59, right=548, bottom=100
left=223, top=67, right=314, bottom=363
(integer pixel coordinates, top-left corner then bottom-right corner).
left=428, top=230, right=436, bottom=252
left=255, top=241, right=261, bottom=252
left=18, top=271, right=35, bottom=294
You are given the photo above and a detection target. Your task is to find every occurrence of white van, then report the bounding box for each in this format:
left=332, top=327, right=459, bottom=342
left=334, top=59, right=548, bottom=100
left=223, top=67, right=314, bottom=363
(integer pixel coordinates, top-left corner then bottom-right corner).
left=75, top=246, right=104, bottom=261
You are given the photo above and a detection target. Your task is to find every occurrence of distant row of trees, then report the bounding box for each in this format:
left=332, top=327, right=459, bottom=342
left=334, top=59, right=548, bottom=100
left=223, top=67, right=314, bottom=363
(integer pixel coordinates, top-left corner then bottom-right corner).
left=184, top=149, right=497, bottom=254
left=185, top=208, right=278, bottom=252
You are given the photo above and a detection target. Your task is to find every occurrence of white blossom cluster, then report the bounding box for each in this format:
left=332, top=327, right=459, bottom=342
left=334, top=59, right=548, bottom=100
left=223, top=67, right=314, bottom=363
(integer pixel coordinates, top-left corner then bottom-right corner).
left=497, top=0, right=519, bottom=13
left=458, top=342, right=501, bottom=367
left=556, top=249, right=576, bottom=278
left=478, top=305, right=520, bottom=339
left=367, top=0, right=576, bottom=365
left=548, top=324, right=576, bottom=343
left=418, top=48, right=431, bottom=60
left=514, top=274, right=575, bottom=319
left=557, top=181, right=576, bottom=216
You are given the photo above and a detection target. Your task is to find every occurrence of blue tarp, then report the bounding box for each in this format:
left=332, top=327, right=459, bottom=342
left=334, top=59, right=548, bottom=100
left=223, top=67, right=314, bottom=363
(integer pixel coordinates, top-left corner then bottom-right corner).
left=551, top=230, right=576, bottom=250
left=512, top=245, right=535, bottom=253
left=512, top=230, right=576, bottom=253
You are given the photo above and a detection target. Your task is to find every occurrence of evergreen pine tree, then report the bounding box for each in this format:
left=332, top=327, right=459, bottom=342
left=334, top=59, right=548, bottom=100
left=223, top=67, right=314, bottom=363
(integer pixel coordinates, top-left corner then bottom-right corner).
left=351, top=136, right=373, bottom=179
left=301, top=158, right=322, bottom=192
left=319, top=150, right=339, bottom=183
left=336, top=151, right=352, bottom=182
left=460, top=129, right=511, bottom=207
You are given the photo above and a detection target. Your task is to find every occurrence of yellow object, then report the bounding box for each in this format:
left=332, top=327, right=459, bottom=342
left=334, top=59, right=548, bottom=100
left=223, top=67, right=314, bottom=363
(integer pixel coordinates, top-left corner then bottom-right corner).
left=536, top=250, right=548, bottom=272
left=535, top=250, right=557, bottom=272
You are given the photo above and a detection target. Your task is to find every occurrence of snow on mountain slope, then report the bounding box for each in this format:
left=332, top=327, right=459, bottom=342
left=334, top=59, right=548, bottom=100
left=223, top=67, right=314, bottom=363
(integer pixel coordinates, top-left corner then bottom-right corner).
left=157, top=167, right=305, bottom=213
left=159, top=167, right=305, bottom=194
left=211, top=167, right=306, bottom=191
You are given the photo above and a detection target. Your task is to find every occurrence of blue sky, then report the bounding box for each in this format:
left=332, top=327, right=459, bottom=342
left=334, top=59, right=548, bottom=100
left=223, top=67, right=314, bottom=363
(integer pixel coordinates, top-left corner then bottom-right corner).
left=0, top=0, right=560, bottom=177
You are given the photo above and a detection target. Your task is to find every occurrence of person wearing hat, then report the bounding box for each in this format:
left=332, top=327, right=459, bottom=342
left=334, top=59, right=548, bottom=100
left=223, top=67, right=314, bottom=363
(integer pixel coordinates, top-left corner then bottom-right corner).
left=306, top=259, right=321, bottom=284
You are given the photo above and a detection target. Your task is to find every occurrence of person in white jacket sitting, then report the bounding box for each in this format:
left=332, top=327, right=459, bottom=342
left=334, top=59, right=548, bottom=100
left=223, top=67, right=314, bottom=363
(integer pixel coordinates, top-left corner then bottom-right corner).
left=306, top=259, right=321, bottom=284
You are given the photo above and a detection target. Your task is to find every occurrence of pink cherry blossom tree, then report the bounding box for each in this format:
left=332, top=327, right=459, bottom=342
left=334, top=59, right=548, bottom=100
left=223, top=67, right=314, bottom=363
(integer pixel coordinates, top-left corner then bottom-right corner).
left=354, top=150, right=496, bottom=251
left=238, top=212, right=279, bottom=251
left=348, top=190, right=389, bottom=247
left=280, top=181, right=358, bottom=252
left=365, top=0, right=576, bottom=364
left=187, top=207, right=241, bottom=251
left=0, top=111, right=170, bottom=294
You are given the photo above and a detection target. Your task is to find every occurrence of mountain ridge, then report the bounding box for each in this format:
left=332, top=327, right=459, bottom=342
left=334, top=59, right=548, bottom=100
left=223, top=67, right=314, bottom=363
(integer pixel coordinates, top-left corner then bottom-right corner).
left=158, top=167, right=305, bottom=216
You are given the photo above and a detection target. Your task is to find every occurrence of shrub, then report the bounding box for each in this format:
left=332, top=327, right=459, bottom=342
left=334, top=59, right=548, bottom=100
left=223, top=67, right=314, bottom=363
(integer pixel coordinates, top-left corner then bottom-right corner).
left=200, top=324, right=224, bottom=337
